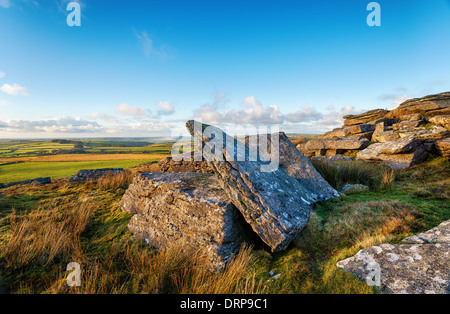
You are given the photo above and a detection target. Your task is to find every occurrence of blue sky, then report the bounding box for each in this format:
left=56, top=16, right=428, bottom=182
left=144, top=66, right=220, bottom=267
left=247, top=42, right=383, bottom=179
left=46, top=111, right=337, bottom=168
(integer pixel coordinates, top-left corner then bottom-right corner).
left=0, top=0, right=449, bottom=138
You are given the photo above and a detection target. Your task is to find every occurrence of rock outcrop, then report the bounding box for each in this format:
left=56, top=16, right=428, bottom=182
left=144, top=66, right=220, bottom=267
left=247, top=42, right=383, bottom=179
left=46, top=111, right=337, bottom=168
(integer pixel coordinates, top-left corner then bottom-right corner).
left=337, top=220, right=450, bottom=294
left=299, top=92, right=450, bottom=167
left=387, top=92, right=450, bottom=119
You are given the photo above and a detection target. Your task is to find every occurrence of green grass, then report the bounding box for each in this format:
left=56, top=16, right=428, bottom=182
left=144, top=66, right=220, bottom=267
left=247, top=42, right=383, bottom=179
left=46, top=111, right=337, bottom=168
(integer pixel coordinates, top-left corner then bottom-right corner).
left=0, top=140, right=174, bottom=158
left=0, top=160, right=155, bottom=184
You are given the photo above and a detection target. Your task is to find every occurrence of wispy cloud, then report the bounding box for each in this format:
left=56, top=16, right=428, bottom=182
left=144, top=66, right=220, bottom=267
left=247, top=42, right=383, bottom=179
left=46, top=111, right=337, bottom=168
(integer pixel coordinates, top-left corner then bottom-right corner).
left=114, top=103, right=148, bottom=118
left=0, top=83, right=30, bottom=96
left=0, top=0, right=12, bottom=8
left=133, top=30, right=174, bottom=59
left=85, top=112, right=118, bottom=123
left=157, top=101, right=175, bottom=115
left=0, top=71, right=5, bottom=78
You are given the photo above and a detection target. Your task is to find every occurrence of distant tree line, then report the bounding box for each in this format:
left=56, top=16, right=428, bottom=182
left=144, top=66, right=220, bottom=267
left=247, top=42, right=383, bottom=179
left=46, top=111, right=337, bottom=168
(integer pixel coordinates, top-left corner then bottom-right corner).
left=51, top=139, right=86, bottom=154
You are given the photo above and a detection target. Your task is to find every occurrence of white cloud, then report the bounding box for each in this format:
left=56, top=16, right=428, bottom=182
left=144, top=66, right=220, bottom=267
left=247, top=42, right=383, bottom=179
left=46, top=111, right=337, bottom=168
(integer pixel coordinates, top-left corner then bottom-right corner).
left=0, top=99, right=9, bottom=106
left=0, top=71, right=5, bottom=78
left=0, top=83, right=30, bottom=96
left=284, top=105, right=323, bottom=123
left=114, top=103, right=147, bottom=118
left=0, top=0, right=12, bottom=8
left=85, top=112, right=118, bottom=123
left=192, top=94, right=367, bottom=134
left=157, top=101, right=175, bottom=115
left=0, top=117, right=104, bottom=133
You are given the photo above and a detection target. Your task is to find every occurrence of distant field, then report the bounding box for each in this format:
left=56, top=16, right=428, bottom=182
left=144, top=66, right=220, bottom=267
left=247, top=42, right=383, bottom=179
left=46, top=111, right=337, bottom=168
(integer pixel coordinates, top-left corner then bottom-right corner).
left=0, top=154, right=170, bottom=163
left=0, top=159, right=160, bottom=184
left=0, top=139, right=174, bottom=184
left=0, top=141, right=174, bottom=158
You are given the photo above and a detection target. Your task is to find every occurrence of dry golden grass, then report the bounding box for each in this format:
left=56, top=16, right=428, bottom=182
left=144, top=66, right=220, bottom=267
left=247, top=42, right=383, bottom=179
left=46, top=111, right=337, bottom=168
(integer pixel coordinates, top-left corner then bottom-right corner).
left=1, top=183, right=262, bottom=294
left=295, top=200, right=420, bottom=254
left=0, top=154, right=169, bottom=163
left=96, top=170, right=136, bottom=191
left=2, top=197, right=94, bottom=269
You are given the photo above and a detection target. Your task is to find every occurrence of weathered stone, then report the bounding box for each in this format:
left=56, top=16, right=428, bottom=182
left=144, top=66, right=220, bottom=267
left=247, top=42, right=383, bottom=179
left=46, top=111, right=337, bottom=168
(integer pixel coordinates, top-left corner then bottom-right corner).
left=372, top=131, right=400, bottom=143
left=296, top=143, right=314, bottom=158
left=393, top=120, right=424, bottom=130
left=156, top=153, right=214, bottom=174
left=120, top=172, right=247, bottom=269
left=436, top=138, right=450, bottom=159
left=349, top=124, right=375, bottom=134
left=245, top=132, right=338, bottom=202
left=387, top=92, right=450, bottom=119
left=341, top=184, right=369, bottom=194
left=357, top=137, right=426, bottom=169
left=375, top=122, right=385, bottom=133
left=318, top=127, right=352, bottom=139
left=399, top=113, right=422, bottom=122
left=428, top=115, right=450, bottom=130
left=344, top=109, right=389, bottom=126
left=398, top=127, right=450, bottom=141
left=337, top=242, right=450, bottom=294
left=403, top=220, right=450, bottom=244
left=68, top=168, right=124, bottom=183
left=305, top=138, right=369, bottom=151
left=347, top=131, right=374, bottom=141
left=186, top=120, right=321, bottom=252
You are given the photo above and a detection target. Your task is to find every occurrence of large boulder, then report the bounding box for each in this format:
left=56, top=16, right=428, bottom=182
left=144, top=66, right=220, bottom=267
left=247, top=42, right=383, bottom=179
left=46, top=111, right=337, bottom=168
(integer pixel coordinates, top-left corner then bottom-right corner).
left=186, top=120, right=317, bottom=252
left=120, top=172, right=248, bottom=269
left=387, top=92, right=450, bottom=119
left=244, top=132, right=338, bottom=201
left=337, top=220, right=450, bottom=294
